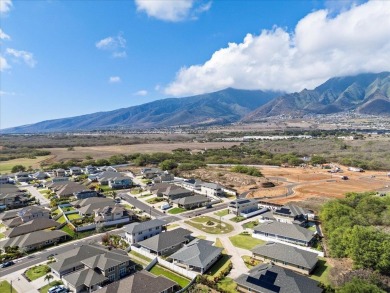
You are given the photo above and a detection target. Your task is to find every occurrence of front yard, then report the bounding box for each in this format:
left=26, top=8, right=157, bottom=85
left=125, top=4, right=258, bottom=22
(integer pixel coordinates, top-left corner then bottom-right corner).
left=242, top=255, right=262, bottom=269
left=146, top=197, right=165, bottom=204
left=242, top=220, right=259, bottom=229
left=25, top=264, right=50, bottom=281
left=39, top=281, right=63, bottom=293
left=214, top=209, right=229, bottom=217
left=167, top=207, right=186, bottom=214
left=149, top=264, right=190, bottom=288
left=0, top=281, right=17, bottom=293
left=229, top=233, right=266, bottom=250
left=185, top=216, right=234, bottom=234
left=230, top=216, right=246, bottom=222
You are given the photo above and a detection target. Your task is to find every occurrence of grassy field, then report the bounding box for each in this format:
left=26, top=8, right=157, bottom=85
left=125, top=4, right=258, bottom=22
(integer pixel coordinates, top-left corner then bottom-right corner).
left=39, top=281, right=63, bottom=293
left=0, top=155, right=52, bottom=174
left=57, top=215, right=67, bottom=224
left=0, top=280, right=18, bottom=293
left=185, top=216, right=234, bottom=234
left=310, top=259, right=331, bottom=286
left=25, top=265, right=50, bottom=281
left=61, top=225, right=75, bottom=237
left=149, top=265, right=190, bottom=288
left=146, top=197, right=165, bottom=204
left=230, top=216, right=246, bottom=222
left=167, top=207, right=186, bottom=214
left=242, top=221, right=259, bottom=229
left=214, top=209, right=229, bottom=217
left=217, top=277, right=237, bottom=293
left=229, top=233, right=266, bottom=250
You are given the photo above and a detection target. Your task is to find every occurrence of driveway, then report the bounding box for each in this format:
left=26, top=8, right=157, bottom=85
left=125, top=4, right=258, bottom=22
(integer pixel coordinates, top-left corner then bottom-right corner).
left=24, top=186, right=50, bottom=205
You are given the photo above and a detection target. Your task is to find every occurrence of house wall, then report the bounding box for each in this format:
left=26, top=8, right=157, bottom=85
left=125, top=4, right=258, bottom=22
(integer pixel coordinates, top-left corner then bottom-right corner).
left=252, top=230, right=312, bottom=246
left=200, top=186, right=223, bottom=197
left=252, top=254, right=312, bottom=275
left=229, top=202, right=258, bottom=215
left=236, top=285, right=259, bottom=293
left=125, top=225, right=163, bottom=244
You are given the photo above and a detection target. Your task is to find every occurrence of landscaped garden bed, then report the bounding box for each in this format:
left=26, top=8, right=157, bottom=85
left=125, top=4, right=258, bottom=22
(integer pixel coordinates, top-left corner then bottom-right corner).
left=185, top=216, right=234, bottom=234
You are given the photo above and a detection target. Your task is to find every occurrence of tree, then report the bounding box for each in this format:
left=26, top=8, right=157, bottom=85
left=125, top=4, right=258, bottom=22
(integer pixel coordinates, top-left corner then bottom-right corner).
left=337, top=278, right=385, bottom=293
left=44, top=274, right=53, bottom=285
left=11, top=165, right=26, bottom=173
left=311, top=155, right=326, bottom=165
left=159, top=159, right=178, bottom=171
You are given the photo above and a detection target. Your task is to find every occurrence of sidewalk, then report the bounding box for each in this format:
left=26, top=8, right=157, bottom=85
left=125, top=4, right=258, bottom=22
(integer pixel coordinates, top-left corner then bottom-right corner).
left=219, top=237, right=249, bottom=279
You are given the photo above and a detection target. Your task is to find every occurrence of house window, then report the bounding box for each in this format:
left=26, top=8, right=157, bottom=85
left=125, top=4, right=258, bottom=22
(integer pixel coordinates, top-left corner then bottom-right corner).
left=108, top=274, right=115, bottom=282
left=138, top=232, right=142, bottom=235
left=156, top=227, right=159, bottom=230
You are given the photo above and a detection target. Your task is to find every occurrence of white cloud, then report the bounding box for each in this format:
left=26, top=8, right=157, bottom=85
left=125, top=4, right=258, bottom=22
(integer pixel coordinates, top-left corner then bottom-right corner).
left=96, top=34, right=127, bottom=58
left=0, top=0, right=12, bottom=14
left=134, top=90, right=148, bottom=96
left=109, top=76, right=121, bottom=83
left=0, top=55, right=10, bottom=71
left=135, top=0, right=211, bottom=22
left=6, top=48, right=36, bottom=68
left=165, top=1, right=390, bottom=96
left=0, top=29, right=11, bottom=40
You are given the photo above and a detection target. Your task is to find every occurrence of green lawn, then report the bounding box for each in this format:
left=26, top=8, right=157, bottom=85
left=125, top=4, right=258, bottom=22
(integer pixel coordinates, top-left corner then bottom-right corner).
left=0, top=233, right=5, bottom=239
left=308, top=225, right=317, bottom=231
left=130, top=251, right=152, bottom=263
left=229, top=233, right=266, bottom=250
left=167, top=224, right=180, bottom=230
left=242, top=255, right=262, bottom=269
left=310, top=259, right=331, bottom=286
left=25, top=265, right=51, bottom=281
left=196, top=235, right=207, bottom=240
left=62, top=207, right=76, bottom=212
left=185, top=216, right=234, bottom=234
left=67, top=213, right=82, bottom=220
left=167, top=207, right=187, bottom=214
left=206, top=254, right=231, bottom=277
left=0, top=223, right=5, bottom=229
left=61, top=225, right=75, bottom=238
left=57, top=215, right=67, bottom=224
left=146, top=197, right=165, bottom=204
left=0, top=155, right=52, bottom=174
left=214, top=209, right=229, bottom=217
left=230, top=216, right=246, bottom=222
left=149, top=265, right=190, bottom=288
left=217, top=277, right=237, bottom=293
left=39, top=280, right=63, bottom=293
left=242, top=221, right=259, bottom=229
left=130, top=188, right=141, bottom=195
left=0, top=280, right=18, bottom=293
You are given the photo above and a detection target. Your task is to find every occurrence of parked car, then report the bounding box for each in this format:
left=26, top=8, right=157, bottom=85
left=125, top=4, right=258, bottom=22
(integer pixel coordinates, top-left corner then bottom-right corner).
left=341, top=176, right=349, bottom=180
left=47, top=253, right=57, bottom=259
left=0, top=261, right=14, bottom=268
left=48, top=285, right=67, bottom=293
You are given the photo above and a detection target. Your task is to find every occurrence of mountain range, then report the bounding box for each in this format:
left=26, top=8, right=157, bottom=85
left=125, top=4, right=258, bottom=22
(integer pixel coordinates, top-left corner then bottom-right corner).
left=2, top=72, right=390, bottom=134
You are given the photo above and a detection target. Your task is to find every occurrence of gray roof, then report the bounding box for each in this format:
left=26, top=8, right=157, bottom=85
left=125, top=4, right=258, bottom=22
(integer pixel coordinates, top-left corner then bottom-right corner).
left=172, top=195, right=210, bottom=206
left=0, top=184, right=23, bottom=198
left=4, top=218, right=60, bottom=238
left=138, top=228, right=192, bottom=253
left=235, top=264, right=323, bottom=293
left=49, top=244, right=131, bottom=273
left=169, top=239, right=222, bottom=269
left=73, top=197, right=114, bottom=207
left=253, top=221, right=315, bottom=243
left=274, top=205, right=307, bottom=217
left=50, top=181, right=87, bottom=197
left=230, top=198, right=257, bottom=207
left=82, top=252, right=130, bottom=270
left=17, top=206, right=50, bottom=218
left=123, top=219, right=166, bottom=234
left=0, top=209, right=21, bottom=221
left=201, top=182, right=221, bottom=189
left=96, top=270, right=176, bottom=293
left=163, top=187, right=192, bottom=197
left=251, top=242, right=318, bottom=270
left=63, top=268, right=108, bottom=288
left=0, top=230, right=67, bottom=249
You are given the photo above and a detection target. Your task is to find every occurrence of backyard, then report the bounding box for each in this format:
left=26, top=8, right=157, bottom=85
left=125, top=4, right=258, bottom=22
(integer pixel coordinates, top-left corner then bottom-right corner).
left=229, top=233, right=266, bottom=250
left=149, top=264, right=190, bottom=288
left=310, top=259, right=331, bottom=286
left=67, top=213, right=82, bottom=220
left=185, top=216, right=234, bottom=234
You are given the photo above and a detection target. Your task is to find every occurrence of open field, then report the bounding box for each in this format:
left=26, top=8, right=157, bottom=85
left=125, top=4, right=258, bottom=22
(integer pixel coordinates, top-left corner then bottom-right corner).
left=0, top=155, right=53, bottom=174
left=40, top=142, right=238, bottom=162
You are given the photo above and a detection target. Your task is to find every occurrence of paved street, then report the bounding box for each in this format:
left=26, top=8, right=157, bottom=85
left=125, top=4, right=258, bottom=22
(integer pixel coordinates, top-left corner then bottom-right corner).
left=181, top=202, right=228, bottom=218
left=24, top=185, right=50, bottom=205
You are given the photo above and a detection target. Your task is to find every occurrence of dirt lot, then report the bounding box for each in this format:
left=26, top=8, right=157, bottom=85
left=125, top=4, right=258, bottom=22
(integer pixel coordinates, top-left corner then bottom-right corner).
left=41, top=142, right=239, bottom=162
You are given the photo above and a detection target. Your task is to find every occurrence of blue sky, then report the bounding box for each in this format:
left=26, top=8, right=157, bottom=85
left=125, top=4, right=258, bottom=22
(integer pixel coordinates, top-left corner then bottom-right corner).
left=1, top=0, right=390, bottom=129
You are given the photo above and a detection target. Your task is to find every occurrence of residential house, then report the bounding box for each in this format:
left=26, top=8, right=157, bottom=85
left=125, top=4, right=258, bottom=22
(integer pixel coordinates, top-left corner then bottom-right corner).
left=96, top=270, right=177, bottom=293
left=97, top=171, right=132, bottom=188
left=30, top=171, right=49, bottom=180
left=179, top=179, right=203, bottom=192
left=98, top=166, right=117, bottom=172
left=251, top=242, right=318, bottom=275
left=168, top=239, right=222, bottom=274
left=235, top=264, right=322, bottom=293
left=51, top=177, right=69, bottom=183
left=50, top=244, right=136, bottom=293
left=149, top=183, right=181, bottom=197
left=0, top=175, right=11, bottom=184
left=3, top=218, right=59, bottom=238
left=0, top=230, right=68, bottom=252
left=74, top=190, right=98, bottom=200
left=253, top=221, right=316, bottom=247
left=1, top=206, right=51, bottom=228
left=229, top=199, right=259, bottom=216
left=74, top=198, right=117, bottom=217
left=0, top=184, right=29, bottom=210
left=123, top=219, right=166, bottom=244
left=48, top=181, right=88, bottom=198
left=94, top=206, right=132, bottom=225
left=273, top=204, right=309, bottom=226
left=153, top=172, right=174, bottom=183
left=141, top=168, right=163, bottom=179
left=201, top=182, right=224, bottom=197
left=137, top=228, right=192, bottom=256
left=69, top=167, right=83, bottom=176
left=85, top=165, right=99, bottom=175
left=172, top=195, right=210, bottom=210
left=162, top=186, right=193, bottom=201
left=54, top=169, right=66, bottom=177
left=14, top=172, right=31, bottom=183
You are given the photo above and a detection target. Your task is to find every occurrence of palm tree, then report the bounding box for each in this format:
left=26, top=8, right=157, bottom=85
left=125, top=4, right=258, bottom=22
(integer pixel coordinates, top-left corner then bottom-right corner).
left=44, top=274, right=53, bottom=285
